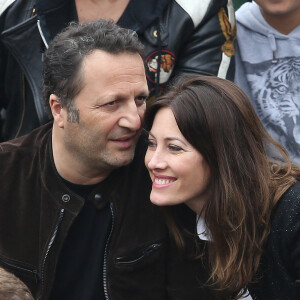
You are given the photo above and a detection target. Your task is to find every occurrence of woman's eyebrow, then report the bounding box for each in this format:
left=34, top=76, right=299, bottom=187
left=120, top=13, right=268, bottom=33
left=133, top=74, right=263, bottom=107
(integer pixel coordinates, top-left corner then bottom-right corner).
left=148, top=131, right=188, bottom=146
left=165, top=137, right=188, bottom=146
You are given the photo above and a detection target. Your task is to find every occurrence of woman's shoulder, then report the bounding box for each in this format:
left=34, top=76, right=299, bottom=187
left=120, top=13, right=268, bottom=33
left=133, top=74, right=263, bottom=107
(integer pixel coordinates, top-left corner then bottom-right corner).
left=251, top=181, right=300, bottom=300
left=276, top=180, right=300, bottom=209
left=271, top=180, right=300, bottom=234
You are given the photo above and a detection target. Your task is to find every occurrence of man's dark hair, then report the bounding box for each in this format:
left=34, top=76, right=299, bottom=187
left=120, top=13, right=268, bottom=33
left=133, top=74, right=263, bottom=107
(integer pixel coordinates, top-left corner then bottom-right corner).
left=42, top=19, right=144, bottom=118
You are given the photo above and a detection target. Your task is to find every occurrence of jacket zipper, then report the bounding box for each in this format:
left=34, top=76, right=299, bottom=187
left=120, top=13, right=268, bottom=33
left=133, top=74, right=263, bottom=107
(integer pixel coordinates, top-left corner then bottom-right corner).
left=0, top=257, right=39, bottom=283
left=37, top=208, right=64, bottom=300
left=103, top=202, right=114, bottom=300
left=37, top=19, right=49, bottom=49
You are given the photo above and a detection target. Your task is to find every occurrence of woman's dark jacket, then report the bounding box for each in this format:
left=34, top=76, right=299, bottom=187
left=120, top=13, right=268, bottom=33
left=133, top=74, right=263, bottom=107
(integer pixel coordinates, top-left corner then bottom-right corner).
left=249, top=180, right=300, bottom=300
left=0, top=123, right=170, bottom=300
left=0, top=0, right=235, bottom=141
left=166, top=181, right=300, bottom=299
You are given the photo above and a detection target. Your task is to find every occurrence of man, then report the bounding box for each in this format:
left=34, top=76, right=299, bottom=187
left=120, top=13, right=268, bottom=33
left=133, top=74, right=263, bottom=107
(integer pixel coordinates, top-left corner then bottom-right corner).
left=0, top=0, right=236, bottom=141
left=0, top=20, right=168, bottom=299
left=234, top=0, right=300, bottom=164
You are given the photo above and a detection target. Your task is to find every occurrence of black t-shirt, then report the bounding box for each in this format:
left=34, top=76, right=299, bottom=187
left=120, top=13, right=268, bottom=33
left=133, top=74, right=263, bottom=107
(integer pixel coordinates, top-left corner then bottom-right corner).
left=49, top=179, right=112, bottom=300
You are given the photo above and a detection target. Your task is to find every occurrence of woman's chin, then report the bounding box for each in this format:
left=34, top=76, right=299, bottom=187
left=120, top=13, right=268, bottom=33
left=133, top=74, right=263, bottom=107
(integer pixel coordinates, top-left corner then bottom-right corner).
left=150, top=193, right=177, bottom=207
left=150, top=196, right=164, bottom=206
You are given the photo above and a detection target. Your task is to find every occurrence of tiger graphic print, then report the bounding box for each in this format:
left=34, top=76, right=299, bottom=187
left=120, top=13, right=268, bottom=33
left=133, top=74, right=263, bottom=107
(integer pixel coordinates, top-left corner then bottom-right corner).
left=246, top=57, right=300, bottom=164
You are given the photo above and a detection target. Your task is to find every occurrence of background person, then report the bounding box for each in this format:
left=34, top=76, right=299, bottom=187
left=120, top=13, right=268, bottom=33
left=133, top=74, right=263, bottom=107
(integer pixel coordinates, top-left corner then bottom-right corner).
left=0, top=19, right=168, bottom=300
left=144, top=75, right=300, bottom=300
left=0, top=0, right=235, bottom=141
left=0, top=268, right=33, bottom=300
left=233, top=0, right=251, bottom=10
left=234, top=0, right=300, bottom=164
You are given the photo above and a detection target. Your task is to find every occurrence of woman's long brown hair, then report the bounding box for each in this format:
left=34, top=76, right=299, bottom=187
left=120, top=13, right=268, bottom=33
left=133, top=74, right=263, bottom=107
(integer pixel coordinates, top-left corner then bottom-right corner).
left=144, top=75, right=300, bottom=299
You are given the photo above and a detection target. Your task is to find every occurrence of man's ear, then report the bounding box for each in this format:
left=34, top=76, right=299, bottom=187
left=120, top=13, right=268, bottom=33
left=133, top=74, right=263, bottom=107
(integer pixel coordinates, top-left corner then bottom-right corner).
left=49, top=94, right=65, bottom=128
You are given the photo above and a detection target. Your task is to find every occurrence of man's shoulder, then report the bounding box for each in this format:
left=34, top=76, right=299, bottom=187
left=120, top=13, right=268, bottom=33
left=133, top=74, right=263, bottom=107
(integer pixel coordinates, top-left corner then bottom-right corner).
left=0, top=0, right=16, bottom=16
left=0, top=123, right=52, bottom=157
left=0, top=0, right=34, bottom=27
left=0, top=124, right=53, bottom=196
left=174, top=0, right=230, bottom=28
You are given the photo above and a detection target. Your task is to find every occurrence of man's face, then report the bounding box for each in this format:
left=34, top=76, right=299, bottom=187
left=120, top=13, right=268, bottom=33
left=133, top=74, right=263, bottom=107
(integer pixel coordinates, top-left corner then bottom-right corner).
left=254, top=0, right=300, bottom=16
left=61, top=50, right=149, bottom=173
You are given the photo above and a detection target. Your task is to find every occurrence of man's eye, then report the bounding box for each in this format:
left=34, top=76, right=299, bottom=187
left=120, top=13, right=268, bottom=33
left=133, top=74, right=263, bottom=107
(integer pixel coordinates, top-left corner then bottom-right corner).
left=136, top=96, right=147, bottom=103
left=104, top=101, right=116, bottom=106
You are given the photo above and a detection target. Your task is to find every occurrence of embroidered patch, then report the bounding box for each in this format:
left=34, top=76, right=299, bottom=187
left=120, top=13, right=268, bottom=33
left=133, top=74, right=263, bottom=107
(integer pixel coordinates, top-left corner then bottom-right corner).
left=218, top=8, right=236, bottom=57
left=145, top=50, right=175, bottom=85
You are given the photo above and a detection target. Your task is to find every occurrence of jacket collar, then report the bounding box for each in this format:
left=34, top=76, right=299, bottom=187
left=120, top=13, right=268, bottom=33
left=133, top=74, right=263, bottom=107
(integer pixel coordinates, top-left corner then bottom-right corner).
left=35, top=0, right=77, bottom=45
left=40, top=122, right=126, bottom=213
left=35, top=0, right=171, bottom=42
left=118, top=0, right=170, bottom=32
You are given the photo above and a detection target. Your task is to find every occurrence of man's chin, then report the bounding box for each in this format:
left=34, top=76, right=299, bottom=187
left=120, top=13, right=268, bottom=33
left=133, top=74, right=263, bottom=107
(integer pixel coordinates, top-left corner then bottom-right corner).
left=112, top=153, right=135, bottom=167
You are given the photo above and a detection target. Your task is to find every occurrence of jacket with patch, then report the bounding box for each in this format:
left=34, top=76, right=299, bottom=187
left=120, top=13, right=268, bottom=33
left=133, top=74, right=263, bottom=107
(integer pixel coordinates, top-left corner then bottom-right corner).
left=0, top=123, right=170, bottom=299
left=0, top=0, right=235, bottom=141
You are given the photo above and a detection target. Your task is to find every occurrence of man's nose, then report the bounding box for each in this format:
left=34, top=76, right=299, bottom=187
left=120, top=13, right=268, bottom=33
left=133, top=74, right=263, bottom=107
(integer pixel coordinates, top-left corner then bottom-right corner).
left=118, top=102, right=143, bottom=131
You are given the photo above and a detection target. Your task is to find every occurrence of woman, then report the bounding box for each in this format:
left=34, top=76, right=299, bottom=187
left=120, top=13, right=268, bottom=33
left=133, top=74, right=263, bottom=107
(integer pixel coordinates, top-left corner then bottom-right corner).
left=144, top=75, right=300, bottom=300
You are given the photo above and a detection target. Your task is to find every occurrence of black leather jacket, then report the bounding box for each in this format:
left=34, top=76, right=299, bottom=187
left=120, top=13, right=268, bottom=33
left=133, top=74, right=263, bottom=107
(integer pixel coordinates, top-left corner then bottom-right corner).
left=0, top=0, right=235, bottom=141
left=0, top=123, right=169, bottom=299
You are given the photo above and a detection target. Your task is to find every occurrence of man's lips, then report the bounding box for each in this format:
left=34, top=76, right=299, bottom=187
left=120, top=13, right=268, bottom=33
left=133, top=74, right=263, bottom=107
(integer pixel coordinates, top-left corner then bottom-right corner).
left=110, top=134, right=136, bottom=148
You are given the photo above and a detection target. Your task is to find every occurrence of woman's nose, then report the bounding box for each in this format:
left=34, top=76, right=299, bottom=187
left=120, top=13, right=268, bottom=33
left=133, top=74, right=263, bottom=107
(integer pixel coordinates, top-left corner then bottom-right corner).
left=146, top=149, right=168, bottom=170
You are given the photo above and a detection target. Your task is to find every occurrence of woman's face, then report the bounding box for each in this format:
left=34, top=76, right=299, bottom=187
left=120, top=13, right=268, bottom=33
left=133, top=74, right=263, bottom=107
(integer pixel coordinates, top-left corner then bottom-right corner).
left=145, top=107, right=211, bottom=214
left=254, top=0, right=300, bottom=16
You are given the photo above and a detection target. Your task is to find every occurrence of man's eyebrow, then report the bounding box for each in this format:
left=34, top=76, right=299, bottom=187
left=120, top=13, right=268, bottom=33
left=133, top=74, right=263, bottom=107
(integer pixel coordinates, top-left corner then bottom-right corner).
left=93, top=93, right=124, bottom=103
left=98, top=89, right=149, bottom=101
left=138, top=90, right=150, bottom=97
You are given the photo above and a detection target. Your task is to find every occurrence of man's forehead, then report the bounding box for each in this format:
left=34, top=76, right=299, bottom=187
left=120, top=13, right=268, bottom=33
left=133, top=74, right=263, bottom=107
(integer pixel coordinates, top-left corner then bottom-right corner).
left=83, top=49, right=144, bottom=67
left=82, top=50, right=146, bottom=81
left=76, top=50, right=148, bottom=100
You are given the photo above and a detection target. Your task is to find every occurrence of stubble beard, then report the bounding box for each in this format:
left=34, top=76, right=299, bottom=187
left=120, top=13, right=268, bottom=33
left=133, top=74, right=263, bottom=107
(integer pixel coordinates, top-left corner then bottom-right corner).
left=65, top=108, right=138, bottom=173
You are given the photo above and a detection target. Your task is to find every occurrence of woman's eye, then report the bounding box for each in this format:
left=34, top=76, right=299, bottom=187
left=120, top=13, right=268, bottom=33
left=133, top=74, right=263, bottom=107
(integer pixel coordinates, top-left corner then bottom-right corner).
left=146, top=139, right=156, bottom=148
left=168, top=144, right=183, bottom=152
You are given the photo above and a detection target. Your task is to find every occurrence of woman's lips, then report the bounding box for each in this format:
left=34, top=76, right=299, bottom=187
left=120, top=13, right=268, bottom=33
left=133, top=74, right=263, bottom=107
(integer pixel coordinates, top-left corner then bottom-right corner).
left=152, top=174, right=177, bottom=188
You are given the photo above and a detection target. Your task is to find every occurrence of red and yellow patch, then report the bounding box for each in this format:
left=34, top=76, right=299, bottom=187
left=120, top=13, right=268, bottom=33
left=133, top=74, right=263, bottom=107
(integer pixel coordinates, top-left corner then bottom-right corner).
left=218, top=8, right=236, bottom=57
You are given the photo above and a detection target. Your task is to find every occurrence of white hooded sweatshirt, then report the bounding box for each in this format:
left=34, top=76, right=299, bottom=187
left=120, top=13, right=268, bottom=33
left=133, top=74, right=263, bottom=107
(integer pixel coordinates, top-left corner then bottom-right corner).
left=235, top=1, right=300, bottom=164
